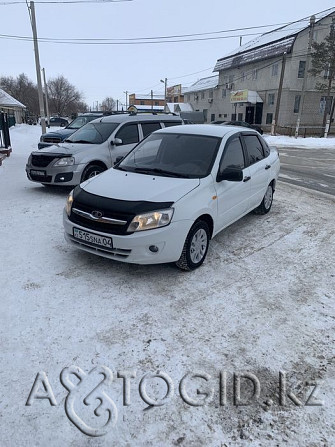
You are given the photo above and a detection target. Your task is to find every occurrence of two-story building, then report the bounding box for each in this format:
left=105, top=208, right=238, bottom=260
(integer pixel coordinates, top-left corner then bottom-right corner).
left=186, top=8, right=335, bottom=133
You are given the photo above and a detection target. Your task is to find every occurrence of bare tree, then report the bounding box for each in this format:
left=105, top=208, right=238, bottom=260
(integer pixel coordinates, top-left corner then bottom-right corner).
left=47, top=75, right=87, bottom=116
left=310, top=17, right=335, bottom=132
left=101, top=96, right=116, bottom=112
left=0, top=73, right=39, bottom=115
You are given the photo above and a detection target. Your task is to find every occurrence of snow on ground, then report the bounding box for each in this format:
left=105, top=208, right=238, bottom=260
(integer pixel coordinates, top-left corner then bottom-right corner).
left=1, top=125, right=335, bottom=446
left=264, top=134, right=335, bottom=149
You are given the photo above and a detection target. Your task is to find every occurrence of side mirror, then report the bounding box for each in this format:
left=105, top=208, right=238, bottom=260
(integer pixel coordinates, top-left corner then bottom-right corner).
left=111, top=138, right=123, bottom=146
left=217, top=168, right=243, bottom=182
left=114, top=156, right=124, bottom=165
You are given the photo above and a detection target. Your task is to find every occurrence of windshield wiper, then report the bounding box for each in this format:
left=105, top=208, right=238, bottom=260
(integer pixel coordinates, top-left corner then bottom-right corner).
left=70, top=139, right=93, bottom=144
left=134, top=167, right=189, bottom=178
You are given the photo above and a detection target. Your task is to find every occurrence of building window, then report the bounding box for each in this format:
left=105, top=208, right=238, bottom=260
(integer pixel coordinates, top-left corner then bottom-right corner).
left=211, top=114, right=215, bottom=122
left=252, top=69, right=258, bottom=80
left=266, top=113, right=273, bottom=124
left=294, top=95, right=301, bottom=113
left=238, top=113, right=243, bottom=120
left=320, top=96, right=333, bottom=114
left=231, top=113, right=236, bottom=121
left=203, top=109, right=208, bottom=121
left=298, top=61, right=306, bottom=78
left=201, top=92, right=205, bottom=99
left=140, top=101, right=145, bottom=105
left=272, top=63, right=278, bottom=76
left=154, top=101, right=159, bottom=106
left=209, top=90, right=213, bottom=99
left=268, top=93, right=275, bottom=106
left=194, top=93, right=198, bottom=101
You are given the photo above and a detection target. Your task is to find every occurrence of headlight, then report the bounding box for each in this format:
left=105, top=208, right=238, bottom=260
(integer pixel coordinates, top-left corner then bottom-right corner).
left=127, top=208, right=174, bottom=232
left=65, top=190, right=74, bottom=216
left=40, top=136, right=44, bottom=142
left=54, top=157, right=75, bottom=167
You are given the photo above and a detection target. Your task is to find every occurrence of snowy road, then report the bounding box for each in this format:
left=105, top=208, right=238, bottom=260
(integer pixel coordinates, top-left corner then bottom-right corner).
left=1, top=125, right=335, bottom=446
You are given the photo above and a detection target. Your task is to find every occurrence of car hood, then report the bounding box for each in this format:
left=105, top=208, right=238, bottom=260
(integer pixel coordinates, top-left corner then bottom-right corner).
left=81, top=168, right=200, bottom=202
left=41, top=128, right=75, bottom=139
left=37, top=142, right=94, bottom=154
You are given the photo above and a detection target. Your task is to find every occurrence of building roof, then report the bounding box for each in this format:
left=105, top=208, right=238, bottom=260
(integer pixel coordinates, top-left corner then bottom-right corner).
left=130, top=93, right=165, bottom=100
left=214, top=7, right=335, bottom=72
left=183, top=75, right=219, bottom=93
left=0, top=88, right=26, bottom=109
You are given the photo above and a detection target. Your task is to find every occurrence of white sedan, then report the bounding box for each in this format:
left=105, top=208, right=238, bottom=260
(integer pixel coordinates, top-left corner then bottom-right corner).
left=63, top=124, right=280, bottom=270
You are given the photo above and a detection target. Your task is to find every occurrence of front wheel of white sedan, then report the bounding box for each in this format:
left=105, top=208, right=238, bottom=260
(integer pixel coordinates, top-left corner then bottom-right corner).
left=176, top=221, right=210, bottom=271
left=254, top=183, right=274, bottom=215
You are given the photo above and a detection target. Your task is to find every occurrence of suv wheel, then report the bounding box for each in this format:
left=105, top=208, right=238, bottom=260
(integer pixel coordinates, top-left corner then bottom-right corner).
left=81, top=164, right=106, bottom=182
left=176, top=221, right=210, bottom=271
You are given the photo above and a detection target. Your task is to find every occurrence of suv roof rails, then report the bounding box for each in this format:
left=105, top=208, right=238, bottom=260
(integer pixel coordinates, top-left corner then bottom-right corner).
left=128, top=111, right=179, bottom=116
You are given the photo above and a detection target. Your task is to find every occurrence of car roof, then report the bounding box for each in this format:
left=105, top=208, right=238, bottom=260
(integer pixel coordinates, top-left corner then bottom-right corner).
left=153, top=123, right=259, bottom=138
left=91, top=113, right=183, bottom=124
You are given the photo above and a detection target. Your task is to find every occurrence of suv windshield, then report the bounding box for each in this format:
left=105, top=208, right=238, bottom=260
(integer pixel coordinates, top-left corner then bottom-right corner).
left=67, top=122, right=119, bottom=144
left=117, top=133, right=221, bottom=178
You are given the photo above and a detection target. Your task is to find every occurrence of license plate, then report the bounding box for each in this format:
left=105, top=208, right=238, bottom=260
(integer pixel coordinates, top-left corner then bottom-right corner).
left=73, top=228, right=113, bottom=248
left=30, top=169, right=46, bottom=177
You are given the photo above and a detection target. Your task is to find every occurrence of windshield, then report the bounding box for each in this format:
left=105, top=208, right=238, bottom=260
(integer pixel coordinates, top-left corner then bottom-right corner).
left=67, top=116, right=99, bottom=130
left=66, top=122, right=119, bottom=144
left=117, top=133, right=221, bottom=178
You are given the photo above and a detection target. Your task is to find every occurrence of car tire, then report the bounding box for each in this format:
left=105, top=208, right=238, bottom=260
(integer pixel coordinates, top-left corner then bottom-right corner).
left=176, top=220, right=210, bottom=271
left=253, top=183, right=273, bottom=215
left=81, top=164, right=106, bottom=182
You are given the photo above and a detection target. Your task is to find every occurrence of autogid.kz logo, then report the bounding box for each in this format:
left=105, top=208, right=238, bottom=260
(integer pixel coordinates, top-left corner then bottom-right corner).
left=26, top=365, right=324, bottom=437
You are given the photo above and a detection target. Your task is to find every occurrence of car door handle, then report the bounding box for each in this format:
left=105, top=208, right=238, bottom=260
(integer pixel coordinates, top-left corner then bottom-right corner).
left=265, top=164, right=271, bottom=170
left=243, top=176, right=251, bottom=182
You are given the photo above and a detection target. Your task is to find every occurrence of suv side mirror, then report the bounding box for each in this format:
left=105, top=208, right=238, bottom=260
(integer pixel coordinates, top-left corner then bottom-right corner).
left=111, top=138, right=123, bottom=146
left=217, top=168, right=243, bottom=182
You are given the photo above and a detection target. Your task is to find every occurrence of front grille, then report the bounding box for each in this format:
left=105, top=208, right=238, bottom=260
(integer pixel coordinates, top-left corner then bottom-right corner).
left=31, top=154, right=59, bottom=167
left=29, top=173, right=52, bottom=182
left=70, top=204, right=133, bottom=235
left=43, top=137, right=62, bottom=144
left=68, top=235, right=132, bottom=259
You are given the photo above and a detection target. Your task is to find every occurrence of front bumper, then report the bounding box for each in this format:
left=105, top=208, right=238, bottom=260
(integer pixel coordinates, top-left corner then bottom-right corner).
left=26, top=164, right=83, bottom=186
left=63, top=210, right=192, bottom=265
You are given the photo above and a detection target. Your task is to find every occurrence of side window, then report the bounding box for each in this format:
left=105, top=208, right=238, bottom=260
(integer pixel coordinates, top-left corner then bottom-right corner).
left=243, top=135, right=265, bottom=165
left=116, top=124, right=139, bottom=145
left=219, top=137, right=245, bottom=174
left=141, top=122, right=161, bottom=138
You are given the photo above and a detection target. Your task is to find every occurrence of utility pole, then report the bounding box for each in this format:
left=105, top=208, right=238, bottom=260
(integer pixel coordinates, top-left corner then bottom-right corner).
left=151, top=90, right=154, bottom=111
left=294, top=15, right=315, bottom=138
left=42, top=68, right=50, bottom=127
left=160, top=78, right=167, bottom=111
left=123, top=91, right=128, bottom=110
left=272, top=52, right=287, bottom=135
left=29, top=1, right=46, bottom=134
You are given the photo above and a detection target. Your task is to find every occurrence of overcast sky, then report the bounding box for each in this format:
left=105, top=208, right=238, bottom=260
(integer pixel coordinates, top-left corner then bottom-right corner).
left=1, top=0, right=334, bottom=110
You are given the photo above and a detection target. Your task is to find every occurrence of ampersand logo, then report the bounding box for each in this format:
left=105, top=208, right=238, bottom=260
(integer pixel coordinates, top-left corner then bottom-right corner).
left=60, top=365, right=118, bottom=437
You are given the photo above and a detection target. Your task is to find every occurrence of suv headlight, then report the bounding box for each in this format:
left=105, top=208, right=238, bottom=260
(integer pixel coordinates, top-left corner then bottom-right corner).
left=54, top=157, right=75, bottom=167
left=127, top=208, right=174, bottom=232
left=65, top=190, right=74, bottom=216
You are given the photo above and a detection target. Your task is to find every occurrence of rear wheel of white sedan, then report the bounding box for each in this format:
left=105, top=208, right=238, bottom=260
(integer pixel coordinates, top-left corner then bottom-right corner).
left=176, top=221, right=210, bottom=271
left=254, top=183, right=274, bottom=215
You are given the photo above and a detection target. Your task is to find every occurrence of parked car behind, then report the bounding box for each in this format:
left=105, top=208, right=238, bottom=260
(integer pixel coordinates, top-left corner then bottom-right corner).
left=48, top=116, right=69, bottom=127
left=38, top=113, right=107, bottom=149
left=26, top=113, right=183, bottom=186
left=63, top=124, right=280, bottom=270
left=221, top=120, right=263, bottom=134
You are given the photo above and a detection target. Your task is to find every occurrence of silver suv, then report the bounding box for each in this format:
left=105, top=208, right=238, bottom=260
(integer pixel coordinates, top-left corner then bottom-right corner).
left=26, top=113, right=183, bottom=186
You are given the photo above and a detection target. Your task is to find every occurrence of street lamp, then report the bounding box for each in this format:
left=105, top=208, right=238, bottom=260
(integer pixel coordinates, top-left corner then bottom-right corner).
left=160, top=78, right=167, bottom=111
